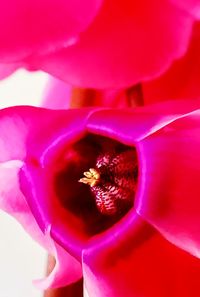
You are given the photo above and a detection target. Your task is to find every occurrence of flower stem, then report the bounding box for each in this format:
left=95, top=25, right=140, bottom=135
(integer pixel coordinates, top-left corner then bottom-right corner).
left=70, top=84, right=144, bottom=108
left=70, top=88, right=100, bottom=108
left=126, top=84, right=144, bottom=107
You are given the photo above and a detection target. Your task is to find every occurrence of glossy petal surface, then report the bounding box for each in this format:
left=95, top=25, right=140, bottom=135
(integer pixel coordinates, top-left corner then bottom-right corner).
left=0, top=162, right=82, bottom=288
left=17, top=101, right=200, bottom=258
left=0, top=107, right=84, bottom=288
left=0, top=106, right=97, bottom=259
left=136, top=109, right=200, bottom=257
left=87, top=100, right=200, bottom=144
left=1, top=102, right=200, bottom=294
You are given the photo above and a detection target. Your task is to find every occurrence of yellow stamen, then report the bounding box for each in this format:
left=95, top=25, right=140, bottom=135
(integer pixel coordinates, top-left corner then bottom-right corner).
left=79, top=168, right=100, bottom=187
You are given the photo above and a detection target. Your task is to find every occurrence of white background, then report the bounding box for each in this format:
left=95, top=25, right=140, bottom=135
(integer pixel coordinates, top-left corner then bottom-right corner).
left=0, top=70, right=49, bottom=297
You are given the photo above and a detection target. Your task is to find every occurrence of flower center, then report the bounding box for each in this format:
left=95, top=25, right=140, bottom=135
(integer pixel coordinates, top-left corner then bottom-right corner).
left=54, top=135, right=138, bottom=236
left=79, top=149, right=138, bottom=216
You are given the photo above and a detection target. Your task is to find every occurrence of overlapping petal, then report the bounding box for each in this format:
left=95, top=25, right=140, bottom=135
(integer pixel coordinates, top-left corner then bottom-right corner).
left=34, top=240, right=82, bottom=289
left=42, top=77, right=72, bottom=109
left=83, top=216, right=200, bottom=297
left=143, top=22, right=200, bottom=103
left=0, top=0, right=102, bottom=62
left=0, top=106, right=84, bottom=288
left=1, top=101, right=200, bottom=293
left=0, top=0, right=197, bottom=87
left=16, top=101, right=200, bottom=257
left=136, top=109, right=200, bottom=258
left=171, top=0, right=200, bottom=19
left=0, top=63, right=19, bottom=80
left=27, top=0, right=194, bottom=88
left=86, top=101, right=200, bottom=258
left=0, top=162, right=82, bottom=288
left=86, top=100, right=200, bottom=144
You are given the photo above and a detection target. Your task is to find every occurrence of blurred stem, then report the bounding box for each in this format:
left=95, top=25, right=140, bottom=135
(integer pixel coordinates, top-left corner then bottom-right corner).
left=126, top=84, right=144, bottom=107
left=70, top=88, right=100, bottom=108
left=70, top=84, right=144, bottom=108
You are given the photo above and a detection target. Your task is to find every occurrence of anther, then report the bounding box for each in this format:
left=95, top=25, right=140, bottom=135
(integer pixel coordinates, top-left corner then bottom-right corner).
left=79, top=168, right=100, bottom=187
left=79, top=148, right=138, bottom=216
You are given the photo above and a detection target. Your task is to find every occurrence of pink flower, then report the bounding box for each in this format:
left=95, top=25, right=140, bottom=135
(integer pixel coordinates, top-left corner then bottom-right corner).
left=0, top=1, right=199, bottom=88
left=1, top=100, right=200, bottom=296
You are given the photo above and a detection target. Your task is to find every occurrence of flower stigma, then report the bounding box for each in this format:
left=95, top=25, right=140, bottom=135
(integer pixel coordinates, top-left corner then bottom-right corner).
left=79, top=148, right=138, bottom=216
left=79, top=168, right=100, bottom=187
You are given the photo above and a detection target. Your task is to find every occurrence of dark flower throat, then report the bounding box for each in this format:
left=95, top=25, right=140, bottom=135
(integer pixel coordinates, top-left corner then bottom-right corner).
left=79, top=145, right=138, bottom=216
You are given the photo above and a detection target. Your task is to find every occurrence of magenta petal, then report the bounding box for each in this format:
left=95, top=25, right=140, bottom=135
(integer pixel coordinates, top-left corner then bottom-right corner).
left=0, top=106, right=99, bottom=259
left=0, top=107, right=86, bottom=288
left=86, top=100, right=200, bottom=145
left=0, top=106, right=93, bottom=162
left=83, top=216, right=200, bottom=297
left=34, top=238, right=82, bottom=289
left=0, top=161, right=82, bottom=290
left=0, top=163, right=58, bottom=261
left=0, top=0, right=102, bottom=62
left=0, top=112, right=28, bottom=161
left=143, top=22, right=200, bottom=103
left=172, top=0, right=200, bottom=19
left=41, top=77, right=72, bottom=110
left=136, top=109, right=200, bottom=257
left=1, top=102, right=200, bottom=294
left=0, top=162, right=48, bottom=247
left=27, top=0, right=194, bottom=88
left=0, top=63, right=19, bottom=80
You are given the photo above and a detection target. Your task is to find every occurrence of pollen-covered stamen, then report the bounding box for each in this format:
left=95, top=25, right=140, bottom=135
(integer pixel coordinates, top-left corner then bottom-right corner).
left=79, top=148, right=138, bottom=216
left=79, top=168, right=100, bottom=187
